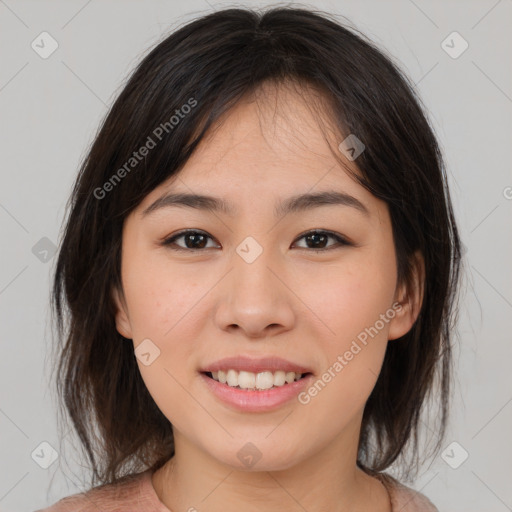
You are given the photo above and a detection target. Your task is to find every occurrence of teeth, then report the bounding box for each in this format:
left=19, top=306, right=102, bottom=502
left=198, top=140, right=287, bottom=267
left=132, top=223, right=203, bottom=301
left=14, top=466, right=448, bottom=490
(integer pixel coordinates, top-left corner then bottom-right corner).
left=286, top=371, right=296, bottom=384
left=255, top=371, right=273, bottom=390
left=273, top=370, right=286, bottom=387
left=226, top=369, right=238, bottom=387
left=239, top=370, right=256, bottom=389
left=208, top=369, right=305, bottom=390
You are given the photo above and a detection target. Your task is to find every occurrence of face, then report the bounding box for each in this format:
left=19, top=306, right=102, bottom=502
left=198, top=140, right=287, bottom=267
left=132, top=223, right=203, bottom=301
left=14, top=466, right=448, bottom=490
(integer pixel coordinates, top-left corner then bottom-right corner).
left=113, top=83, right=423, bottom=472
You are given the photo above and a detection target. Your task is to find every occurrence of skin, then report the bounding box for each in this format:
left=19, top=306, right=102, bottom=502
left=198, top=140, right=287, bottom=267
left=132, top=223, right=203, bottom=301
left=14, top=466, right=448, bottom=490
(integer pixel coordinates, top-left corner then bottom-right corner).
left=114, top=81, right=424, bottom=512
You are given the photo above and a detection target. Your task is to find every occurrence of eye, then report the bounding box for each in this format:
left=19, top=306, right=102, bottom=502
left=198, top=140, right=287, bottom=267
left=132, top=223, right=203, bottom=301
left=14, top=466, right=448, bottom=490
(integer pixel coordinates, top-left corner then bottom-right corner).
left=161, top=229, right=351, bottom=252
left=162, top=230, right=219, bottom=251
left=292, top=229, right=351, bottom=252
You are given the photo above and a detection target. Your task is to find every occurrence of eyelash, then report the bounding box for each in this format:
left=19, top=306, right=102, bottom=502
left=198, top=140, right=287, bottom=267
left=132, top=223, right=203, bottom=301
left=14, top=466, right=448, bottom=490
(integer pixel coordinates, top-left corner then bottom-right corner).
left=161, top=229, right=352, bottom=253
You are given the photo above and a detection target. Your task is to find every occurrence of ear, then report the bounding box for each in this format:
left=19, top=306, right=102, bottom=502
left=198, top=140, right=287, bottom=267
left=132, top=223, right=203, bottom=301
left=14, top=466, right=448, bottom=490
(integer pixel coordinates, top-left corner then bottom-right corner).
left=112, top=286, right=133, bottom=339
left=387, top=250, right=425, bottom=341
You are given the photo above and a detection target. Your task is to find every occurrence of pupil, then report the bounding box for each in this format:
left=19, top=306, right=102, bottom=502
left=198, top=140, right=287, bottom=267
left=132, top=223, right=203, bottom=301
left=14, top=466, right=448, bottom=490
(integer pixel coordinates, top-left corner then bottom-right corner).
left=307, top=233, right=326, bottom=248
left=184, top=233, right=328, bottom=250
left=187, top=234, right=206, bottom=249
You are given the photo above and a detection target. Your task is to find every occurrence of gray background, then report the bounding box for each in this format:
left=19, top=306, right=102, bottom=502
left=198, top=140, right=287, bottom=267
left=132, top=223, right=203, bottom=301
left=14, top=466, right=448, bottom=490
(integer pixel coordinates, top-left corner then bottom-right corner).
left=1, top=0, right=511, bottom=510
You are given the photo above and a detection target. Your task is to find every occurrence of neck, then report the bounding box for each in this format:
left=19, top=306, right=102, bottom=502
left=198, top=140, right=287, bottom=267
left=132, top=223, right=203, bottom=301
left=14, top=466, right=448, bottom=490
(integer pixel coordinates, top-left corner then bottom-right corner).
left=151, top=416, right=391, bottom=512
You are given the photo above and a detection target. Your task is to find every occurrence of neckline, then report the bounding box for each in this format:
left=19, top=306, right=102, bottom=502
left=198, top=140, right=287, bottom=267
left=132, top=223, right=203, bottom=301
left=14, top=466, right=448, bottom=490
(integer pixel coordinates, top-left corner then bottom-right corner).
left=141, top=468, right=397, bottom=512
left=141, top=469, right=173, bottom=510
left=372, top=472, right=396, bottom=511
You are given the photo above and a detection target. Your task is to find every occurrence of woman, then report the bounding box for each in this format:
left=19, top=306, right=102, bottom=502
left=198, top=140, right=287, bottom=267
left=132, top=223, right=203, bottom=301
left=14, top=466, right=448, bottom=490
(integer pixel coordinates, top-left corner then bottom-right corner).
left=37, top=6, right=462, bottom=511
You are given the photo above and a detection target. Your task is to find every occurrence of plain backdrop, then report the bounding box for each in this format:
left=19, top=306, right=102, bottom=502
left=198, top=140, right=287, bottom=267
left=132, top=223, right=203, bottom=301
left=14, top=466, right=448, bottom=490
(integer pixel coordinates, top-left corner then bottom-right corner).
left=0, top=0, right=511, bottom=510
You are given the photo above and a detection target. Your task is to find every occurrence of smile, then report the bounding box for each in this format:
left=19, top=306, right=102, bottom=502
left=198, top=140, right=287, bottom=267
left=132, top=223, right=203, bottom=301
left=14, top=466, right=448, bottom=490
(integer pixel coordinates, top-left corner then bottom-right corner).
left=200, top=371, right=314, bottom=412
left=207, top=369, right=306, bottom=390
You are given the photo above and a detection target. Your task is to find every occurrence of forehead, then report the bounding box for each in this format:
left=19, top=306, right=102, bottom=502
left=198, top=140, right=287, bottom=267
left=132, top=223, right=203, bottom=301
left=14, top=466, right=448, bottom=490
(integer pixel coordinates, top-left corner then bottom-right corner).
left=192, top=81, right=345, bottom=172
left=136, top=81, right=384, bottom=222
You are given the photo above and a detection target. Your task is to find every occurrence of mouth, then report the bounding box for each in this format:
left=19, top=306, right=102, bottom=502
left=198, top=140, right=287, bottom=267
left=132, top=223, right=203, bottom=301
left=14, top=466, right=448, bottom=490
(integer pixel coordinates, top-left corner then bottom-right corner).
left=199, top=368, right=314, bottom=413
left=199, top=356, right=314, bottom=411
left=201, top=370, right=313, bottom=391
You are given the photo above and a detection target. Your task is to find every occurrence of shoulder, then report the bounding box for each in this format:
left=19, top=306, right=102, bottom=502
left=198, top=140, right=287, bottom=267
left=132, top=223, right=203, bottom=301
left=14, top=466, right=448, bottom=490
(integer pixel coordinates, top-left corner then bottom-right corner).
left=34, top=469, right=167, bottom=512
left=374, top=472, right=439, bottom=512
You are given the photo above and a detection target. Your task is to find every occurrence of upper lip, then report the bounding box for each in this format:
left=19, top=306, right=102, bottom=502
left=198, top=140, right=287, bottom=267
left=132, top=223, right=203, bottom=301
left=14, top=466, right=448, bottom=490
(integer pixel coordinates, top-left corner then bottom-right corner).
left=201, top=356, right=312, bottom=374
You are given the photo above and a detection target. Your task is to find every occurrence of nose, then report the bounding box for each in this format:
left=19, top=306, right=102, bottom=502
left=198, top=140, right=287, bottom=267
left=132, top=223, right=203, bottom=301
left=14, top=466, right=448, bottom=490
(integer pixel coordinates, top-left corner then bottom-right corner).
left=213, top=241, right=296, bottom=339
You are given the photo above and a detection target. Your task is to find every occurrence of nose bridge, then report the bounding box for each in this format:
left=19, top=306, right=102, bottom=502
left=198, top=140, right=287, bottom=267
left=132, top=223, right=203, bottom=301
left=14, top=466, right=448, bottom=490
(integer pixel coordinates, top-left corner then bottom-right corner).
left=214, top=233, right=295, bottom=335
left=232, top=234, right=279, bottom=299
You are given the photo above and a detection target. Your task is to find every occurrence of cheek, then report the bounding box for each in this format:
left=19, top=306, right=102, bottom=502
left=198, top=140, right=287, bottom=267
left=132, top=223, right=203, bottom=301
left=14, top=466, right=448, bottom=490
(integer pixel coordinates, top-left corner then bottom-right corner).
left=298, top=246, right=397, bottom=414
left=122, top=253, right=204, bottom=426
left=122, top=249, right=202, bottom=340
left=299, top=248, right=397, bottom=344
left=301, top=252, right=396, bottom=409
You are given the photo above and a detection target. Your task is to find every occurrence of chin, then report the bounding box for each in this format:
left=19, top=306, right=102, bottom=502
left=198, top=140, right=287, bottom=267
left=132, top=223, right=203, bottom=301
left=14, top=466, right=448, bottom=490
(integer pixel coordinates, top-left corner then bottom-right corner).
left=207, top=440, right=304, bottom=473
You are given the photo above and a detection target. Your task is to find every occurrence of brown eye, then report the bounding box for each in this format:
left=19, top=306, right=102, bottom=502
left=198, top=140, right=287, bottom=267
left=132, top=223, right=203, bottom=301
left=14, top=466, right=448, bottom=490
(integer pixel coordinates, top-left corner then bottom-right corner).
left=292, top=230, right=351, bottom=252
left=162, top=230, right=219, bottom=251
left=161, top=229, right=351, bottom=253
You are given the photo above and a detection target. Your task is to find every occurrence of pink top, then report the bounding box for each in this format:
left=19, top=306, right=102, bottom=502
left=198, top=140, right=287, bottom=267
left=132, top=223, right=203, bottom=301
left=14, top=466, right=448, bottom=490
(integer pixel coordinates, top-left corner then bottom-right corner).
left=35, top=469, right=439, bottom=511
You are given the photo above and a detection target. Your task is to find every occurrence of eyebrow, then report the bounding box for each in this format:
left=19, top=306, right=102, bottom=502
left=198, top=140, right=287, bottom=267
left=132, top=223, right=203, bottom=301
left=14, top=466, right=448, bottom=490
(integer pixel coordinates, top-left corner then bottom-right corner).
left=142, top=190, right=370, bottom=218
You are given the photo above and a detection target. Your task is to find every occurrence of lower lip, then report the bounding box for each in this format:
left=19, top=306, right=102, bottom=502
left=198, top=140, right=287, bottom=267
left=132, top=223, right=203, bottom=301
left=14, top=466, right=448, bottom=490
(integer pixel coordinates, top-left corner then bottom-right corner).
left=200, top=372, right=314, bottom=412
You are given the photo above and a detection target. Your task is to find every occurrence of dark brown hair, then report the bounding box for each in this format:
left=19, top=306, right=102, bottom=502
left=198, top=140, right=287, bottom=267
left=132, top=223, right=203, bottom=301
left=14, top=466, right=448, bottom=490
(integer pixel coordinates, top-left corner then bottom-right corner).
left=50, top=4, right=463, bottom=489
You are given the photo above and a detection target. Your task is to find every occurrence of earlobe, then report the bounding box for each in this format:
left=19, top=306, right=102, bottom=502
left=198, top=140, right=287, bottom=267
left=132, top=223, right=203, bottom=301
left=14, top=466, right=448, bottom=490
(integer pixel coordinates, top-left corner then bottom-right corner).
left=388, top=250, right=425, bottom=341
left=112, top=286, right=133, bottom=339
